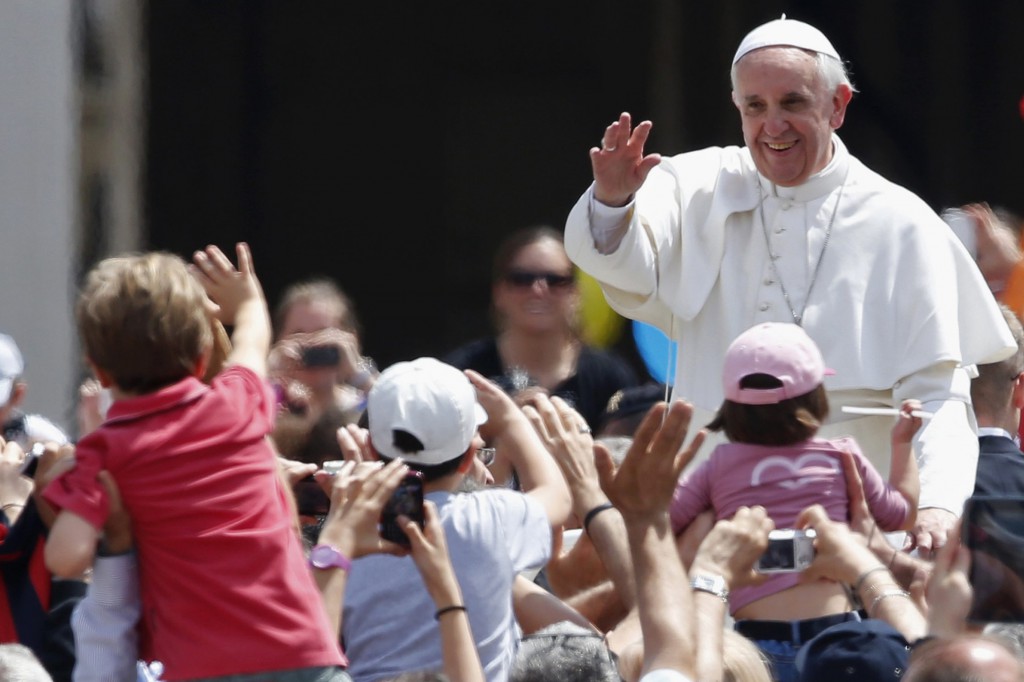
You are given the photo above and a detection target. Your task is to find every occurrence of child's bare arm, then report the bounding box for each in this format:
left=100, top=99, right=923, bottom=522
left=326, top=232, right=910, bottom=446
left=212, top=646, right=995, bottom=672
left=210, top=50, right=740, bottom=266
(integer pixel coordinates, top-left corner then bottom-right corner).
left=192, top=243, right=271, bottom=378
left=890, top=399, right=922, bottom=530
left=45, top=510, right=99, bottom=578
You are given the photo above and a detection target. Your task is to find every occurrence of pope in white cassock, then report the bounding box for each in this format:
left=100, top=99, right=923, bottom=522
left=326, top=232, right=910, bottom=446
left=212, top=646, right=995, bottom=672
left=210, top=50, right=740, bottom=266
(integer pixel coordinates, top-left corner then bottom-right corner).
left=564, top=16, right=1015, bottom=554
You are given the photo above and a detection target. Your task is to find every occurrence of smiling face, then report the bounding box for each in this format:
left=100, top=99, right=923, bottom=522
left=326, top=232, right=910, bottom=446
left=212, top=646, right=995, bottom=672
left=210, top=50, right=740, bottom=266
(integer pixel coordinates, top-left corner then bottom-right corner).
left=732, top=47, right=852, bottom=187
left=493, top=237, right=578, bottom=335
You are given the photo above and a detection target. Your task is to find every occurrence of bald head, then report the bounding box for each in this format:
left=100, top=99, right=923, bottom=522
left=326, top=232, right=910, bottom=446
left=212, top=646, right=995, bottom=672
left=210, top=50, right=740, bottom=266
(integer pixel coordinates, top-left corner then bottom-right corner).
left=905, top=635, right=1024, bottom=682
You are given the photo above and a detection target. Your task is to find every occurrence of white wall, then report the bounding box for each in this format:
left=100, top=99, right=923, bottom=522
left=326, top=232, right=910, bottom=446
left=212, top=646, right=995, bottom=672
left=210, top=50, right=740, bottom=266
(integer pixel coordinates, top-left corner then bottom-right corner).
left=0, top=1, right=78, bottom=432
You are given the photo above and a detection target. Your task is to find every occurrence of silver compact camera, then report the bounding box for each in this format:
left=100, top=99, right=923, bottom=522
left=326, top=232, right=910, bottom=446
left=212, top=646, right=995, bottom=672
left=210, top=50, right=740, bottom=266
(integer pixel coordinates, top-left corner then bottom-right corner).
left=755, top=529, right=816, bottom=574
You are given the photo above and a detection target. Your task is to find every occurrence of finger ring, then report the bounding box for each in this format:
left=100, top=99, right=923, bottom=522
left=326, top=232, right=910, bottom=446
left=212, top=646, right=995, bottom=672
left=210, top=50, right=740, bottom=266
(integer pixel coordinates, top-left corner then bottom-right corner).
left=579, top=425, right=591, bottom=434
left=603, top=146, right=616, bottom=153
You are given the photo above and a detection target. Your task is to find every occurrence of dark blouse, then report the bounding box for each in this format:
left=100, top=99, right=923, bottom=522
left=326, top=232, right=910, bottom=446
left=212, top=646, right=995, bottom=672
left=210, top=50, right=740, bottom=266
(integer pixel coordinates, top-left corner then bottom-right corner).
left=443, top=337, right=638, bottom=430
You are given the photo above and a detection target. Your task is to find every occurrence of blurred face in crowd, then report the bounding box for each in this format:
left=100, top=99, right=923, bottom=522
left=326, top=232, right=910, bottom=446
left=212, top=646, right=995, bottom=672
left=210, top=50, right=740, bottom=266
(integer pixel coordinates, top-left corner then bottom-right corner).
left=279, top=298, right=347, bottom=338
left=733, top=47, right=851, bottom=187
left=493, top=237, right=578, bottom=335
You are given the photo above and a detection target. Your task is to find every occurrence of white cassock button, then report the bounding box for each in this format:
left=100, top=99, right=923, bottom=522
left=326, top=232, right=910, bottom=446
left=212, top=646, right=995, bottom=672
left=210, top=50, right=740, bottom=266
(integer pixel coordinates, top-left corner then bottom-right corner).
left=759, top=302, right=770, bottom=311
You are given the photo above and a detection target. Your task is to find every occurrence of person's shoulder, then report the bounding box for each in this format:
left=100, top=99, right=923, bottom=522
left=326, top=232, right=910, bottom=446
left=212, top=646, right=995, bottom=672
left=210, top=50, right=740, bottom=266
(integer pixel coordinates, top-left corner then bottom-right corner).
left=209, top=363, right=267, bottom=397
left=449, top=488, right=546, bottom=523
left=442, top=337, right=499, bottom=371
left=577, top=345, right=638, bottom=378
left=660, top=145, right=753, bottom=178
left=846, top=154, right=941, bottom=221
left=822, top=435, right=862, bottom=454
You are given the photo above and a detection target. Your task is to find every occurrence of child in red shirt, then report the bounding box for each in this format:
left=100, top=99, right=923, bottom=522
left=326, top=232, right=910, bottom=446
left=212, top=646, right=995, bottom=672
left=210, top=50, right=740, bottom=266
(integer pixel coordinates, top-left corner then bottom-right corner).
left=43, top=244, right=345, bottom=681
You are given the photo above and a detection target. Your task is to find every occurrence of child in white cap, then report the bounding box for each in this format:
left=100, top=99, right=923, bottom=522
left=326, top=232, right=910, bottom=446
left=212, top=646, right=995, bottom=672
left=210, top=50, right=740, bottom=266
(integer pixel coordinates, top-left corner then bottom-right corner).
left=670, top=322, right=920, bottom=682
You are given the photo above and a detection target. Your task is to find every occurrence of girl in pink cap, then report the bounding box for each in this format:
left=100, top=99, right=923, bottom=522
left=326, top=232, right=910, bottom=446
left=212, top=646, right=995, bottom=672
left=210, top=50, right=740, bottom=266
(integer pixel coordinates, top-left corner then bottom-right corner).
left=670, top=322, right=920, bottom=682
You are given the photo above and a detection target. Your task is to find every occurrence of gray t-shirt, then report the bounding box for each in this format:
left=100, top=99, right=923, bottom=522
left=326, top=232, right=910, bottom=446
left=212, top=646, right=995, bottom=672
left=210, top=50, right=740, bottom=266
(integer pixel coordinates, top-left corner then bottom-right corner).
left=342, top=488, right=551, bottom=682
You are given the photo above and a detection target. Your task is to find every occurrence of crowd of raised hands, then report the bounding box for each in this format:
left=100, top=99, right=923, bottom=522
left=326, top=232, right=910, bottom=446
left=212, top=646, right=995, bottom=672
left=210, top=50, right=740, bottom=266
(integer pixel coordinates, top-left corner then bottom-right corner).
left=0, top=395, right=1020, bottom=681
left=261, top=388, right=1019, bottom=681
left=0, top=242, right=1020, bottom=682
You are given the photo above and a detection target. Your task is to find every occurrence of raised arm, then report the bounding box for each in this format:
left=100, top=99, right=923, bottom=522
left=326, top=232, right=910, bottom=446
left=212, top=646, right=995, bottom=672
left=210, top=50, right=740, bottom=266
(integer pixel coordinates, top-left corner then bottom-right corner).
left=466, top=370, right=571, bottom=527
left=840, top=450, right=931, bottom=591
left=312, top=459, right=409, bottom=638
left=591, top=112, right=662, bottom=208
left=191, top=243, right=271, bottom=378
left=688, top=506, right=773, bottom=682
left=796, top=504, right=927, bottom=643
left=524, top=394, right=636, bottom=611
left=599, top=400, right=705, bottom=679
left=402, top=502, right=485, bottom=682
left=889, top=399, right=922, bottom=530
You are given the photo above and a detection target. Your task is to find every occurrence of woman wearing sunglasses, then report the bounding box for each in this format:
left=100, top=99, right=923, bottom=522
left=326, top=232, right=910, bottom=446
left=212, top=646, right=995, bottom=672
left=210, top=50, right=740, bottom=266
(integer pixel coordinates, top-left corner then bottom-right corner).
left=445, top=226, right=637, bottom=434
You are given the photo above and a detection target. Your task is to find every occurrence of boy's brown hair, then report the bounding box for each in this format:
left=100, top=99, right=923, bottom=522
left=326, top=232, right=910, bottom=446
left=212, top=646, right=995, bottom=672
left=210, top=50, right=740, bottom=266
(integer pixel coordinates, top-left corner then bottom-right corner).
left=77, top=252, right=212, bottom=394
left=706, top=373, right=829, bottom=445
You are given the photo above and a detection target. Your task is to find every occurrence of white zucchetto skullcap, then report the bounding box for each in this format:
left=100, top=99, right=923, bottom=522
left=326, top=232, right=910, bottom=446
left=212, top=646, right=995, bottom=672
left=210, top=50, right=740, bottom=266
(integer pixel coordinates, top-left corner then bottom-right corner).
left=733, top=14, right=841, bottom=65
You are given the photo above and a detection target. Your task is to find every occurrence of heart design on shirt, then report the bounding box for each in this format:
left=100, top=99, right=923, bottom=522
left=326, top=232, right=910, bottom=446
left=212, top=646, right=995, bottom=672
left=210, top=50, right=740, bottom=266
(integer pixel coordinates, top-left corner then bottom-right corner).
left=750, top=453, right=840, bottom=489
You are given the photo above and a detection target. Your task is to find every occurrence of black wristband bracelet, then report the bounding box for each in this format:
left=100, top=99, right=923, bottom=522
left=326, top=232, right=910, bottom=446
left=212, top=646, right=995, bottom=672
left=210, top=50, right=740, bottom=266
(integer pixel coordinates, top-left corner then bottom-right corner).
left=583, top=502, right=615, bottom=535
left=434, top=605, right=467, bottom=621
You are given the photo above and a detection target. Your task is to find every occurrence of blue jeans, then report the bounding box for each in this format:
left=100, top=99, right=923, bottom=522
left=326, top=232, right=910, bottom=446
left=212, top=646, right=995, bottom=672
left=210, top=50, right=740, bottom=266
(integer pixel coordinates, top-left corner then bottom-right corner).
left=754, top=639, right=799, bottom=682
left=736, top=612, right=862, bottom=682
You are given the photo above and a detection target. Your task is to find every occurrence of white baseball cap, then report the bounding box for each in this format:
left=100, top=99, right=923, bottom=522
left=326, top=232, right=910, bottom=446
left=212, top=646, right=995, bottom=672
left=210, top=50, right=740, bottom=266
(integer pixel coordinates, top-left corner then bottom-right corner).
left=367, top=358, right=488, bottom=465
left=0, top=334, right=24, bottom=406
left=733, top=15, right=841, bottom=65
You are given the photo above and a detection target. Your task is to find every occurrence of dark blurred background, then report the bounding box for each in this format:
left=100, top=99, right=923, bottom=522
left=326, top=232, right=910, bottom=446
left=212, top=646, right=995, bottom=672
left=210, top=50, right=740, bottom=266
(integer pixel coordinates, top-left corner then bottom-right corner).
left=142, top=1, right=1024, bottom=370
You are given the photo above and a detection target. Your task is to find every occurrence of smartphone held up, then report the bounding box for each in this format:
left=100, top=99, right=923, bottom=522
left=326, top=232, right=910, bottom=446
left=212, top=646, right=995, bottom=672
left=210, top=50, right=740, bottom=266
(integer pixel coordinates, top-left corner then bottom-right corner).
left=379, top=472, right=425, bottom=548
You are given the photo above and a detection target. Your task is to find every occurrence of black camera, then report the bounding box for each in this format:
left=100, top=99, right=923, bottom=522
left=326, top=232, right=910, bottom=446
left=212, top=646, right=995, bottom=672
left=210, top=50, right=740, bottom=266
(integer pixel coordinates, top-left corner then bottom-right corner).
left=302, top=345, right=341, bottom=368
left=379, top=472, right=425, bottom=548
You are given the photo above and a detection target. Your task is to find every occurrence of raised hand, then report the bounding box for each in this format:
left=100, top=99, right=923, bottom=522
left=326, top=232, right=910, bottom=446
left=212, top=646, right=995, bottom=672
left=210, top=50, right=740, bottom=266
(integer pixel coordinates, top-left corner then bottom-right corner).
left=891, top=399, right=924, bottom=447
left=317, top=458, right=409, bottom=559
left=190, top=243, right=264, bottom=326
left=522, top=395, right=603, bottom=515
left=597, top=400, right=705, bottom=527
left=691, top=506, right=773, bottom=589
left=590, top=112, right=663, bottom=207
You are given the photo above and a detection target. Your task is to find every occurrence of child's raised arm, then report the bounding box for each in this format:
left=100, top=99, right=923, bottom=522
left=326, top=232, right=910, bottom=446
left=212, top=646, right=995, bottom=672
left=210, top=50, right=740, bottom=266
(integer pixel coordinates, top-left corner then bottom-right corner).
left=191, top=243, right=271, bottom=378
left=890, top=399, right=923, bottom=530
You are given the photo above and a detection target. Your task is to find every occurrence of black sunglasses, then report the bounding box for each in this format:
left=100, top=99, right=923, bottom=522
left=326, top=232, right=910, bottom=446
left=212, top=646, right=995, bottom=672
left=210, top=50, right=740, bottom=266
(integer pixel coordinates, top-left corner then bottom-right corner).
left=504, top=270, right=575, bottom=289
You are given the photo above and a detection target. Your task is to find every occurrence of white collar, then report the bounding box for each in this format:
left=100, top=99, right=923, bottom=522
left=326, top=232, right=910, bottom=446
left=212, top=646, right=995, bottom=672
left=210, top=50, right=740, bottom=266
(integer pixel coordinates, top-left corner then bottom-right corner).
left=977, top=426, right=1017, bottom=442
left=757, top=134, right=850, bottom=203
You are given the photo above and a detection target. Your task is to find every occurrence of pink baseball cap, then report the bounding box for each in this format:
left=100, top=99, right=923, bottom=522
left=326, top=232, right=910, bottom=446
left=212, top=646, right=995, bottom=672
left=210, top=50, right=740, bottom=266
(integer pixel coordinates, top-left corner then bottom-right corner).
left=722, top=323, right=833, bottom=405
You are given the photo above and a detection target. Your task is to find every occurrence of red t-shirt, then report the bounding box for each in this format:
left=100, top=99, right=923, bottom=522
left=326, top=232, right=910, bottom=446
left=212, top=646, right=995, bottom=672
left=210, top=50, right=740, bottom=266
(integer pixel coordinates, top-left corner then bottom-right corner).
left=44, top=366, right=343, bottom=680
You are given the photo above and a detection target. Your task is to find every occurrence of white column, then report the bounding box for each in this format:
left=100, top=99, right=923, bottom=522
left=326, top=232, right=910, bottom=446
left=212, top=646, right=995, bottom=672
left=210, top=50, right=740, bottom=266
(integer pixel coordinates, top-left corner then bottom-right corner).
left=0, top=1, right=78, bottom=431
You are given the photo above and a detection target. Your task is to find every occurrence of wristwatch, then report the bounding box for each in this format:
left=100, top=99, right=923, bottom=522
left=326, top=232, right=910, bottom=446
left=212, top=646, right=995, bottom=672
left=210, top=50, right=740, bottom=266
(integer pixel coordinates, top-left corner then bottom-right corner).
left=308, top=544, right=352, bottom=571
left=690, top=574, right=729, bottom=602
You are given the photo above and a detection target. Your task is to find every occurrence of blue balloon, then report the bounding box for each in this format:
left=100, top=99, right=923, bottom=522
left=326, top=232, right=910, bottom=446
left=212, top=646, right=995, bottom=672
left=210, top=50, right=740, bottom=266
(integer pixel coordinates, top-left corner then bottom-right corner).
left=632, top=321, right=677, bottom=385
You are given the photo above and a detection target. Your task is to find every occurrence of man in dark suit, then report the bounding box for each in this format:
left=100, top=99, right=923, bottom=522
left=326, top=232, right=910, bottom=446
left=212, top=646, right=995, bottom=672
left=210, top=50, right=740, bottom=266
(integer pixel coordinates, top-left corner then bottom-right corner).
left=972, top=306, right=1024, bottom=496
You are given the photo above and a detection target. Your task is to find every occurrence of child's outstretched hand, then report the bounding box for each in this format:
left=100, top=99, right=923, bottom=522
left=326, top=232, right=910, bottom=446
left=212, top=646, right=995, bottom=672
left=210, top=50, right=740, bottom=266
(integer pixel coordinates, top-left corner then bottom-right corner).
left=891, top=399, right=924, bottom=446
left=191, top=243, right=264, bottom=325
